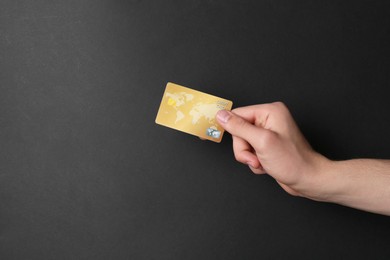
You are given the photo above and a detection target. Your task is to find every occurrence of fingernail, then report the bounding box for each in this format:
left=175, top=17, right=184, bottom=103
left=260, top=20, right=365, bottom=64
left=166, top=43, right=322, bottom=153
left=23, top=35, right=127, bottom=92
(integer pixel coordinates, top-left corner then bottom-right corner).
left=217, top=110, right=231, bottom=123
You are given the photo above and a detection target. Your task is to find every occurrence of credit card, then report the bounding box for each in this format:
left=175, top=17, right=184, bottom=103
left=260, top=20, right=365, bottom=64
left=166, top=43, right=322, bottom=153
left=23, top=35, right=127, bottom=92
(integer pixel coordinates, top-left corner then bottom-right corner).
left=155, top=82, right=233, bottom=143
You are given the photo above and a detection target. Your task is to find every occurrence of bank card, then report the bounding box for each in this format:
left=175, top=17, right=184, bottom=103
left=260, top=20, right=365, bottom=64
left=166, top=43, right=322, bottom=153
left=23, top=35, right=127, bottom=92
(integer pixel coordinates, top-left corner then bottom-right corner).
left=155, top=82, right=233, bottom=143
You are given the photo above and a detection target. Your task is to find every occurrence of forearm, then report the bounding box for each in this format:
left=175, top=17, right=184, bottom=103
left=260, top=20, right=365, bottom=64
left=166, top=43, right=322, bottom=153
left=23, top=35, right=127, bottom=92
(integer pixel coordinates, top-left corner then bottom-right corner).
left=311, top=158, right=390, bottom=215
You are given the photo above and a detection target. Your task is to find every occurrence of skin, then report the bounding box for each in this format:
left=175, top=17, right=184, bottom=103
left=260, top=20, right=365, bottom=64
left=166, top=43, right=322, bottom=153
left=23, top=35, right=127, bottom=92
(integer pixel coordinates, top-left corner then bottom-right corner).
left=216, top=102, right=390, bottom=216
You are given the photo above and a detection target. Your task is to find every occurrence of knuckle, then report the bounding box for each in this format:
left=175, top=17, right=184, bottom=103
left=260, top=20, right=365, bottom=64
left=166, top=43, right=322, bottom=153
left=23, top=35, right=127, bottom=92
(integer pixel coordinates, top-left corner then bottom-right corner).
left=270, top=101, right=291, bottom=119
left=233, top=151, right=240, bottom=161
left=258, top=130, right=277, bottom=150
left=233, top=151, right=245, bottom=163
left=272, top=101, right=287, bottom=111
left=273, top=101, right=285, bottom=107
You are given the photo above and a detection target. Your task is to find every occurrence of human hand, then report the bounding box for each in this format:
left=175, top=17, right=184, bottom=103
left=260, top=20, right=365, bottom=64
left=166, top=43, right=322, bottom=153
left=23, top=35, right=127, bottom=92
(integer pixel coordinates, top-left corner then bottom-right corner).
left=216, top=102, right=328, bottom=198
left=216, top=102, right=390, bottom=215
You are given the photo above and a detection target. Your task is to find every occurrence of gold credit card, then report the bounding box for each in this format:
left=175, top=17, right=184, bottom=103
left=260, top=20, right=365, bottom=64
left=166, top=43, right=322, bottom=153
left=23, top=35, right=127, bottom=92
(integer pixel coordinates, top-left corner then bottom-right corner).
left=155, top=82, right=233, bottom=143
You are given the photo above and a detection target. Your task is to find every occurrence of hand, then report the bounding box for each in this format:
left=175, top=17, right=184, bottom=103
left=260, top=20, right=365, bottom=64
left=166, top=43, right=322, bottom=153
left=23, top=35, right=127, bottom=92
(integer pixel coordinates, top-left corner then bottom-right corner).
left=217, top=102, right=390, bottom=215
left=216, top=102, right=328, bottom=198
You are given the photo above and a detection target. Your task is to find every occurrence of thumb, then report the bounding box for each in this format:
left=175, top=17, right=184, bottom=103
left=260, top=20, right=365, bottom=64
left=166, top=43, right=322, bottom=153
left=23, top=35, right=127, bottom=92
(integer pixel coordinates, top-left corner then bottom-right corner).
left=216, top=110, right=268, bottom=147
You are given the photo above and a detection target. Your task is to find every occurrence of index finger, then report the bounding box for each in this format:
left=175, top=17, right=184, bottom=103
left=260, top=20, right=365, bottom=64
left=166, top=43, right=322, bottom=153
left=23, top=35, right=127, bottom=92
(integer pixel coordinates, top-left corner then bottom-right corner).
left=232, top=104, right=272, bottom=127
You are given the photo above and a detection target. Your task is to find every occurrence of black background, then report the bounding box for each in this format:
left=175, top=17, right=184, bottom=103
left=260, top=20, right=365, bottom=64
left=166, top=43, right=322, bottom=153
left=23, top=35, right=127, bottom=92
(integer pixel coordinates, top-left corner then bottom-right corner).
left=1, top=1, right=390, bottom=259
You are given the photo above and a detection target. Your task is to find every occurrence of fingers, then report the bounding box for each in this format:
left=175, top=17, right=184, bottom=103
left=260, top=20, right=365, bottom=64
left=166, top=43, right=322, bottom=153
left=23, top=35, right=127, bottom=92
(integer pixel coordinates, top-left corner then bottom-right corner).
left=231, top=104, right=270, bottom=126
left=232, top=136, right=260, bottom=168
left=249, top=165, right=266, bottom=174
left=231, top=102, right=288, bottom=127
left=217, top=109, right=279, bottom=155
left=216, top=110, right=268, bottom=146
left=232, top=136, right=266, bottom=174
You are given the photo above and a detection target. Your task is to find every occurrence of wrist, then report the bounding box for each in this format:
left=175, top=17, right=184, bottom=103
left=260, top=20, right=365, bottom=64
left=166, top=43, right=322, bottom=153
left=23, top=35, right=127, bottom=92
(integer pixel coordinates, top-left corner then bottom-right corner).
left=297, top=153, right=340, bottom=202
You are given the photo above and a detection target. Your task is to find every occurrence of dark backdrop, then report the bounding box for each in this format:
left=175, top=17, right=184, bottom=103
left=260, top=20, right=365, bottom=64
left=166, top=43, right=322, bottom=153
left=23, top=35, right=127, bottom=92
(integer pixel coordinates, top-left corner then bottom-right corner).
left=1, top=1, right=390, bottom=259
